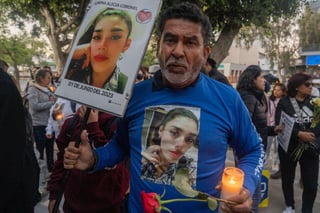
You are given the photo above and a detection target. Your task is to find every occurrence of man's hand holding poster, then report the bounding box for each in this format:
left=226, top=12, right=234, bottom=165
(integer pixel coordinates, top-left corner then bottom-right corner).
left=55, top=0, right=162, bottom=117
left=278, top=111, right=295, bottom=152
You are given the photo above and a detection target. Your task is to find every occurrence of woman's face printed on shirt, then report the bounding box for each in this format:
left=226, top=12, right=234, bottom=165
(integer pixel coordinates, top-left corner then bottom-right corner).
left=158, top=116, right=198, bottom=164
left=90, top=15, right=131, bottom=75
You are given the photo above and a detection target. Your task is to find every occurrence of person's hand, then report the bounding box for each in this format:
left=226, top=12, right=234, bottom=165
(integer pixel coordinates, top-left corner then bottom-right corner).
left=141, top=145, right=161, bottom=165
left=46, top=134, right=53, bottom=139
left=141, top=145, right=167, bottom=176
left=78, top=106, right=98, bottom=124
left=216, top=183, right=253, bottom=213
left=72, top=44, right=90, bottom=69
left=63, top=130, right=95, bottom=170
left=82, top=45, right=91, bottom=69
left=298, top=131, right=315, bottom=143
left=48, top=199, right=60, bottom=213
left=274, top=125, right=282, bottom=133
left=49, top=95, right=55, bottom=104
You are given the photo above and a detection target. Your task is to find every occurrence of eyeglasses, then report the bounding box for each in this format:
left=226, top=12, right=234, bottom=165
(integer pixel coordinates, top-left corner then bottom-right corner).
left=303, top=82, right=313, bottom=87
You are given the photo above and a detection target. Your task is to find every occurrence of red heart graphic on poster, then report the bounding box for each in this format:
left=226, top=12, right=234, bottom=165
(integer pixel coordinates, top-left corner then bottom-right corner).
left=137, top=9, right=152, bottom=23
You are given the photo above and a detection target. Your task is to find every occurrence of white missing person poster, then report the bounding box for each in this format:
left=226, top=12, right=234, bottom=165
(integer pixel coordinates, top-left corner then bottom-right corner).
left=55, top=0, right=162, bottom=117
left=278, top=111, right=295, bottom=152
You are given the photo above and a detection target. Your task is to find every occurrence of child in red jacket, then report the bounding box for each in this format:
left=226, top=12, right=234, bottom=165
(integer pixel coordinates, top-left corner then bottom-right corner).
left=47, top=106, right=129, bottom=213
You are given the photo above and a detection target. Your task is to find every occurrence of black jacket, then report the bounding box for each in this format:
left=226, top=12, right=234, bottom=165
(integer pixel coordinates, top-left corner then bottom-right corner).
left=275, top=96, right=320, bottom=154
left=0, top=70, right=39, bottom=213
left=238, top=89, right=276, bottom=150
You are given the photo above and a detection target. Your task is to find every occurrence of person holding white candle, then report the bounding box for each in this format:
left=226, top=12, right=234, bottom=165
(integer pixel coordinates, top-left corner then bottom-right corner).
left=62, top=3, right=264, bottom=213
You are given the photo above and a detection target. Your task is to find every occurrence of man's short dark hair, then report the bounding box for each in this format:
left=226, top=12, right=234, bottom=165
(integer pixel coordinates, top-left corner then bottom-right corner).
left=158, top=2, right=213, bottom=46
left=0, top=59, right=9, bottom=71
left=207, top=57, right=217, bottom=68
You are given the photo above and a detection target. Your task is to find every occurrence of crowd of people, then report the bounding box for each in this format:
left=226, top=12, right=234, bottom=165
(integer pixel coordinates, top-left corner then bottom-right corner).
left=1, top=2, right=319, bottom=213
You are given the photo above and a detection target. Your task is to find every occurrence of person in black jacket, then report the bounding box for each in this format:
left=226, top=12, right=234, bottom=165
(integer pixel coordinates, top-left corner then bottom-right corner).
left=275, top=72, right=320, bottom=213
left=236, top=65, right=280, bottom=213
left=201, top=57, right=231, bottom=86
left=0, top=61, right=39, bottom=213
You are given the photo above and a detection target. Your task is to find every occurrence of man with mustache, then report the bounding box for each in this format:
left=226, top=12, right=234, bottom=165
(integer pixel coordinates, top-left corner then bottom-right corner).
left=63, top=3, right=263, bottom=213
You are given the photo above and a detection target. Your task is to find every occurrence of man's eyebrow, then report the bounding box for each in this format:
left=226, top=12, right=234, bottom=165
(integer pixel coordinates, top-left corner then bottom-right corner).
left=163, top=32, right=199, bottom=41
left=163, top=32, right=176, bottom=37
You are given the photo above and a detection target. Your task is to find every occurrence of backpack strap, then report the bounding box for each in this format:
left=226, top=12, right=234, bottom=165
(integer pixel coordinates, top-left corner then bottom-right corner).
left=103, top=116, right=118, bottom=140
left=65, top=114, right=80, bottom=141
left=70, top=101, right=77, bottom=113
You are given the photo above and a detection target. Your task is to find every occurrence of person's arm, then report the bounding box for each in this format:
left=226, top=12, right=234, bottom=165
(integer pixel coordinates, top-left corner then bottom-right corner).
left=0, top=72, right=26, bottom=206
left=47, top=115, right=80, bottom=213
left=93, top=117, right=129, bottom=170
left=46, top=105, right=54, bottom=138
left=28, top=86, right=53, bottom=111
left=225, top=95, right=263, bottom=212
left=240, top=94, right=256, bottom=118
left=276, top=97, right=302, bottom=143
left=64, top=117, right=130, bottom=171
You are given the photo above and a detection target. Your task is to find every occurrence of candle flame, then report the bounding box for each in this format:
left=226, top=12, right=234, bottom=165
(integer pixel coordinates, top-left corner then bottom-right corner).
left=229, top=177, right=236, bottom=184
left=55, top=112, right=64, bottom=121
left=48, top=85, right=55, bottom=93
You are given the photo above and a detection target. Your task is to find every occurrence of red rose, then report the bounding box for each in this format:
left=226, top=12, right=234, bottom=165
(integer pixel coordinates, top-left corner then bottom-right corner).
left=141, top=191, right=161, bottom=213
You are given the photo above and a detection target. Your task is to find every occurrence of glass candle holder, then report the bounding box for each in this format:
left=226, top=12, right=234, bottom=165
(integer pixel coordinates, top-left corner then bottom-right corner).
left=221, top=167, right=244, bottom=199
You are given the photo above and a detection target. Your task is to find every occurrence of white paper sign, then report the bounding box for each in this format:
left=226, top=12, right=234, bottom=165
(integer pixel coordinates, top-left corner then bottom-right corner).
left=55, top=0, right=162, bottom=117
left=278, top=111, right=295, bottom=152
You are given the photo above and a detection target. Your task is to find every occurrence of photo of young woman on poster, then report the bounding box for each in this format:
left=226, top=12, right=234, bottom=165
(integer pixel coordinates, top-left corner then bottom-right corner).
left=65, top=8, right=132, bottom=94
left=141, top=107, right=199, bottom=185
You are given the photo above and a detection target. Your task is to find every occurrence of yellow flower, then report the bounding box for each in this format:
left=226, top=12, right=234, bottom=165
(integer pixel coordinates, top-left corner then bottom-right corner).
left=310, top=97, right=320, bottom=106
left=310, top=97, right=320, bottom=128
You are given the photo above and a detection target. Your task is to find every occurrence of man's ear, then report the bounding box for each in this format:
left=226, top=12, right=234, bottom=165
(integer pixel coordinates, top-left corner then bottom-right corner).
left=203, top=46, right=211, bottom=64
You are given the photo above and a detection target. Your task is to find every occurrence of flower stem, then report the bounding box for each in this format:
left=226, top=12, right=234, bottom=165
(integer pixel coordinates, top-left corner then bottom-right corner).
left=161, top=198, right=207, bottom=205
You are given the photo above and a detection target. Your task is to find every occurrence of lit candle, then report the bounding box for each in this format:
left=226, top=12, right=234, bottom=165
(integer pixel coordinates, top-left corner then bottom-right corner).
left=48, top=85, right=55, bottom=93
left=221, top=167, right=244, bottom=199
left=55, top=112, right=64, bottom=121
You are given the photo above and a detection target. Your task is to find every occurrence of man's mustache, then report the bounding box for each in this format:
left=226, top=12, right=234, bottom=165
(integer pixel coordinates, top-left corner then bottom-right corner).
left=166, top=58, right=188, bottom=68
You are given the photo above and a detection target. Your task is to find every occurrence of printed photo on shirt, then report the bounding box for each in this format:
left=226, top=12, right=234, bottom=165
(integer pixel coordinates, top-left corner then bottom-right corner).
left=140, top=105, right=200, bottom=186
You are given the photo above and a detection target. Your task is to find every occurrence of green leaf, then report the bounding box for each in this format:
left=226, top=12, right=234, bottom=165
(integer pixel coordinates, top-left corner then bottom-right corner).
left=161, top=206, right=173, bottom=213
left=207, top=197, right=218, bottom=211
left=172, top=168, right=199, bottom=198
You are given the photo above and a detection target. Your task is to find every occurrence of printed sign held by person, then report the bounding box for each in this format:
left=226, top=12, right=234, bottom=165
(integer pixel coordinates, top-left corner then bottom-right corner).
left=55, top=0, right=162, bottom=117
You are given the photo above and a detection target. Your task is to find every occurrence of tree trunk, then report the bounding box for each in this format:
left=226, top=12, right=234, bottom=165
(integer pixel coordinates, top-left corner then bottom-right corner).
left=47, top=33, right=67, bottom=73
left=13, top=65, right=21, bottom=92
left=40, top=7, right=67, bottom=74
left=211, top=22, right=242, bottom=66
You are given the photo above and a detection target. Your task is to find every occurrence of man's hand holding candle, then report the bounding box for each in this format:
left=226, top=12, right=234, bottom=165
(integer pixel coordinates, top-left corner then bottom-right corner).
left=217, top=167, right=253, bottom=213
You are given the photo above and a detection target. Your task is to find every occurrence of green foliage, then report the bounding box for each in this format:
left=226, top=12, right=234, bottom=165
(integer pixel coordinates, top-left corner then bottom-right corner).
left=0, top=0, right=90, bottom=71
left=161, top=0, right=303, bottom=42
left=0, top=15, right=45, bottom=74
left=1, top=0, right=304, bottom=72
left=142, top=49, right=157, bottom=68
left=172, top=168, right=199, bottom=198
left=298, top=6, right=320, bottom=50
left=207, top=197, right=218, bottom=211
